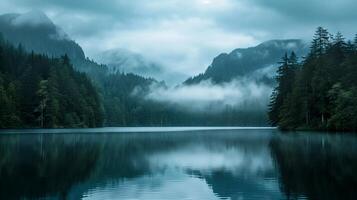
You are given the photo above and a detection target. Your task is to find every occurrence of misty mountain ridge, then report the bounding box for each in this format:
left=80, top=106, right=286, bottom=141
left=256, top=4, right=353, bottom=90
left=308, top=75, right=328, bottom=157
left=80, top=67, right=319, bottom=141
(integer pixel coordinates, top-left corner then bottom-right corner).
left=184, top=39, right=309, bottom=85
left=6, top=10, right=53, bottom=27
left=0, top=10, right=164, bottom=92
left=0, top=10, right=309, bottom=87
left=0, top=10, right=85, bottom=60
left=0, top=10, right=173, bottom=82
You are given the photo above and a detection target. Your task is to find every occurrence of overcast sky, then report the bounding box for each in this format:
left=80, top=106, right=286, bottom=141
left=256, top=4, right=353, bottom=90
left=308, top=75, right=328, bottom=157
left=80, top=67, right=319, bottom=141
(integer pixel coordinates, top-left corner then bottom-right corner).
left=1, top=0, right=356, bottom=78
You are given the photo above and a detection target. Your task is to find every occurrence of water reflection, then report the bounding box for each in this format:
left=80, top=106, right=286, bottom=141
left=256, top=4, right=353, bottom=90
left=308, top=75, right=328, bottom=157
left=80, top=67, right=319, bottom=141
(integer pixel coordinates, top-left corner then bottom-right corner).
left=0, top=129, right=357, bottom=199
left=270, top=133, right=357, bottom=200
left=0, top=134, right=101, bottom=200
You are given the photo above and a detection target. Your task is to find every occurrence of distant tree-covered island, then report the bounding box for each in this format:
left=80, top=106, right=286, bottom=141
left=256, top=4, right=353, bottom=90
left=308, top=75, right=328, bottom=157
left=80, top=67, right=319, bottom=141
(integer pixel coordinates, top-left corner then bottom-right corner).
left=269, top=27, right=357, bottom=132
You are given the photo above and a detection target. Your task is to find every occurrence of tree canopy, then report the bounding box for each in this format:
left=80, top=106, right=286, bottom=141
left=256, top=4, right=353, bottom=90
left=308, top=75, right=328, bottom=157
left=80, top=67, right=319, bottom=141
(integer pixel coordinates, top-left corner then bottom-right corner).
left=269, top=27, right=357, bottom=131
left=0, top=36, right=103, bottom=128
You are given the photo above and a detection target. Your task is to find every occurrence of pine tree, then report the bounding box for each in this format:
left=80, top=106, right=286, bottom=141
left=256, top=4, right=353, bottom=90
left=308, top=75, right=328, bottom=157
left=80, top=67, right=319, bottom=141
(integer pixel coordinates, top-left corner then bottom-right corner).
left=334, top=32, right=344, bottom=43
left=289, top=51, right=298, bottom=65
left=333, top=32, right=347, bottom=53
left=310, top=27, right=330, bottom=57
left=36, top=80, right=49, bottom=128
left=268, top=52, right=298, bottom=126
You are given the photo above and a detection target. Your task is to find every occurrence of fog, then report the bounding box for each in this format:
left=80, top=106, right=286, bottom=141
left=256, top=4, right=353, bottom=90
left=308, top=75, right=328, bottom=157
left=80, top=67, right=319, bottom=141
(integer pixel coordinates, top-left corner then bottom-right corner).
left=135, top=76, right=273, bottom=112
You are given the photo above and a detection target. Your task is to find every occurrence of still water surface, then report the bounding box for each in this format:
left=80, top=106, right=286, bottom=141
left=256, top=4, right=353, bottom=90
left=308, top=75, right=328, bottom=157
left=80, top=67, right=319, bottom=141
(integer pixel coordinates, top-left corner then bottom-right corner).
left=0, top=128, right=356, bottom=200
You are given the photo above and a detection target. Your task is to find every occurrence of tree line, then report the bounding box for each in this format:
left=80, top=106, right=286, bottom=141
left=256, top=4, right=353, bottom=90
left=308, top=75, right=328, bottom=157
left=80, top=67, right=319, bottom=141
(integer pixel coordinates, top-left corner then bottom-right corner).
left=269, top=27, right=357, bottom=131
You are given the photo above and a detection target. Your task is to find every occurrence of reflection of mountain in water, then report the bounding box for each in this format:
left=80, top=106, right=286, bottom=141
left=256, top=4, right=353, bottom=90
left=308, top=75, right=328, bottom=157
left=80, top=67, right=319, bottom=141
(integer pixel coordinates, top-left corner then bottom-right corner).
left=201, top=171, right=282, bottom=200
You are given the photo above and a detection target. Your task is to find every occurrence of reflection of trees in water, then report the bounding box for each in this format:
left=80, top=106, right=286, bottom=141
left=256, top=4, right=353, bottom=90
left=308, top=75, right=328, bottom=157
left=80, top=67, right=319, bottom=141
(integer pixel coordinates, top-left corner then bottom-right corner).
left=270, top=133, right=357, bottom=200
left=0, top=132, right=190, bottom=199
left=0, top=134, right=101, bottom=200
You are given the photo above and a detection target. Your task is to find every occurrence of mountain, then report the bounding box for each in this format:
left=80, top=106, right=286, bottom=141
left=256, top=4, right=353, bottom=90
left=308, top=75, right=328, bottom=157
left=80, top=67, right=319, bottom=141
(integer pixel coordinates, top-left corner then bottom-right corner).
left=0, top=10, right=85, bottom=61
left=0, top=10, right=285, bottom=127
left=0, top=11, right=163, bottom=126
left=94, top=49, right=162, bottom=78
left=0, top=11, right=179, bottom=83
left=184, top=39, right=309, bottom=85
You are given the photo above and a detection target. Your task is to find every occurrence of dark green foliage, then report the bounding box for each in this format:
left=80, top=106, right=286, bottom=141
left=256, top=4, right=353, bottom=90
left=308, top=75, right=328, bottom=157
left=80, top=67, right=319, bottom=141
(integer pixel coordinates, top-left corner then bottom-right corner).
left=0, top=39, right=103, bottom=128
left=268, top=52, right=298, bottom=127
left=269, top=27, right=357, bottom=131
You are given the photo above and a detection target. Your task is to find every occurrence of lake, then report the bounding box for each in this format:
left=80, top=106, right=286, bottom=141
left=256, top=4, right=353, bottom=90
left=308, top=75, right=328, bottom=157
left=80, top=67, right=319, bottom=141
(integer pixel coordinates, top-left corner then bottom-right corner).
left=0, top=127, right=356, bottom=200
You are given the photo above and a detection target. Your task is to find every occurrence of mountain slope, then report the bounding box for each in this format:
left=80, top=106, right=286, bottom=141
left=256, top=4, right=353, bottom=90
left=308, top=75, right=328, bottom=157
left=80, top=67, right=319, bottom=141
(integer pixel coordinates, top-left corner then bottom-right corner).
left=0, top=11, right=163, bottom=126
left=0, top=10, right=85, bottom=61
left=0, top=11, right=173, bottom=82
left=184, top=39, right=309, bottom=85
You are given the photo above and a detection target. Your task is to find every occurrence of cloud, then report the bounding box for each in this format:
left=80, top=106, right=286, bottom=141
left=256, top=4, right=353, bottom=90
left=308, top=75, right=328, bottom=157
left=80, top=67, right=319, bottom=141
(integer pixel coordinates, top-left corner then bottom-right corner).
left=11, top=10, right=53, bottom=27
left=83, top=17, right=258, bottom=77
left=137, top=77, right=272, bottom=112
left=0, top=0, right=355, bottom=83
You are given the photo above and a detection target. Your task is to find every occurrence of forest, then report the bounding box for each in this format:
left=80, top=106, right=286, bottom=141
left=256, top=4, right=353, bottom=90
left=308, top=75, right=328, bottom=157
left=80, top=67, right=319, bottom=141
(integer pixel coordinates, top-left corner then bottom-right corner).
left=269, top=27, right=357, bottom=131
left=0, top=32, right=267, bottom=128
left=7, top=26, right=357, bottom=129
left=0, top=34, right=103, bottom=128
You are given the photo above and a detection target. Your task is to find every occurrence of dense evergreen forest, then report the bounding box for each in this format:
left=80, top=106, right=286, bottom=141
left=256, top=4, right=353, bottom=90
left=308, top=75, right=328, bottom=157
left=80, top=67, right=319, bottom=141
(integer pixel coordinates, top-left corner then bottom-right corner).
left=269, top=27, right=357, bottom=131
left=0, top=34, right=103, bottom=128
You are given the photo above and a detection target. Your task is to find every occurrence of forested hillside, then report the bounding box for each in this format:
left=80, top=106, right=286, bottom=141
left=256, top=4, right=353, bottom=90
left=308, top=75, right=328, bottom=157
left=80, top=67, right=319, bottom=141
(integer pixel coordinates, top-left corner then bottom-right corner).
left=269, top=27, right=357, bottom=131
left=0, top=35, right=103, bottom=128
left=0, top=11, right=273, bottom=127
left=0, top=11, right=85, bottom=61
left=184, top=40, right=308, bottom=85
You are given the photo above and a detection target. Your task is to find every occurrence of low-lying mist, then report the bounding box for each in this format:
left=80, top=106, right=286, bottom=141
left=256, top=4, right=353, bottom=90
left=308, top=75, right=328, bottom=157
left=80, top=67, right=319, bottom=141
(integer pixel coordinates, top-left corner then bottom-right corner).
left=133, top=77, right=273, bottom=113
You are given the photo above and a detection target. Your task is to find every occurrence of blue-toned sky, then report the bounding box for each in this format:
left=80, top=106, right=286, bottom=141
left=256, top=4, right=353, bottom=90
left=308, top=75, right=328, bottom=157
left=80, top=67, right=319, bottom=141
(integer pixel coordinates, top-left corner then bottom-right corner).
left=1, top=0, right=356, bottom=76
